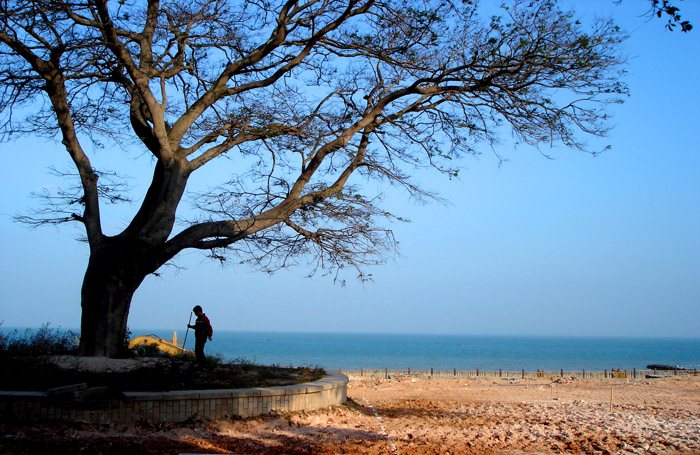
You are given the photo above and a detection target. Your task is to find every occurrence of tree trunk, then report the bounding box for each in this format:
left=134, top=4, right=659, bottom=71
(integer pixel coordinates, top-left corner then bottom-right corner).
left=78, top=241, right=151, bottom=357
left=78, top=161, right=188, bottom=357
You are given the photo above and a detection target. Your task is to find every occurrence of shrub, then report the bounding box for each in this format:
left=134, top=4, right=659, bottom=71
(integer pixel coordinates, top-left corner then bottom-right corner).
left=0, top=323, right=77, bottom=358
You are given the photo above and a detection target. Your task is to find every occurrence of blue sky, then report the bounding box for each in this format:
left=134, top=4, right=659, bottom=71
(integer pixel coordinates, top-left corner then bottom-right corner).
left=1, top=1, right=698, bottom=338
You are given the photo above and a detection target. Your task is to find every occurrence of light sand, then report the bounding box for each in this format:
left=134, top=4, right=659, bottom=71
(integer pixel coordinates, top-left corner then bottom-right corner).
left=2, top=374, right=699, bottom=454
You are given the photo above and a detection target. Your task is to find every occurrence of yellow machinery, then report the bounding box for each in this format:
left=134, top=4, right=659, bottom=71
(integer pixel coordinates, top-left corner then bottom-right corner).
left=128, top=331, right=192, bottom=356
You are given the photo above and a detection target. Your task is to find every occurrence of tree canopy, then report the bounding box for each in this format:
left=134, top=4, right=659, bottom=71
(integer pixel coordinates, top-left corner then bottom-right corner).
left=0, top=0, right=628, bottom=356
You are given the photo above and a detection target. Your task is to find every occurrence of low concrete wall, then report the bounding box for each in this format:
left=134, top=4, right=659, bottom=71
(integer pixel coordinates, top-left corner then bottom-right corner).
left=0, top=372, right=348, bottom=424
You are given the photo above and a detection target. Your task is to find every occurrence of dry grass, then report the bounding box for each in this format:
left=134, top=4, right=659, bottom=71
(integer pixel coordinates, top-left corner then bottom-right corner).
left=0, top=326, right=324, bottom=392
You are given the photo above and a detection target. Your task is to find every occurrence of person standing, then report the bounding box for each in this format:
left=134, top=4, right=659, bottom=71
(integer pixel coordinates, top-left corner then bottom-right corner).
left=188, top=305, right=213, bottom=367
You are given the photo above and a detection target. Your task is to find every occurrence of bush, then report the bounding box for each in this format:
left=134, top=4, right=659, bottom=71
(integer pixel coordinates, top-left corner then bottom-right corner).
left=0, top=324, right=325, bottom=392
left=131, top=342, right=168, bottom=358
left=0, top=323, right=77, bottom=358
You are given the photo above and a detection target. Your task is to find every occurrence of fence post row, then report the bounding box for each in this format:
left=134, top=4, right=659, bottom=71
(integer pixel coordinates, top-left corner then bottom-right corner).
left=340, top=368, right=697, bottom=379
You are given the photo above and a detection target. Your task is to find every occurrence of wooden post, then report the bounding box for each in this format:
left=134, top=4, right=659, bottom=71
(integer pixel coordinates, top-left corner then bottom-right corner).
left=385, top=367, right=388, bottom=379
left=560, top=369, right=564, bottom=378
left=408, top=367, right=411, bottom=375
left=633, top=368, right=636, bottom=379
left=605, top=369, right=608, bottom=379
left=522, top=369, right=525, bottom=379
left=430, top=368, right=434, bottom=376
left=582, top=369, right=586, bottom=379
left=361, top=367, right=363, bottom=377
left=609, top=385, right=614, bottom=412
left=454, top=368, right=457, bottom=376
left=172, top=331, right=178, bottom=347
left=476, top=368, right=479, bottom=377
left=499, top=369, right=502, bottom=377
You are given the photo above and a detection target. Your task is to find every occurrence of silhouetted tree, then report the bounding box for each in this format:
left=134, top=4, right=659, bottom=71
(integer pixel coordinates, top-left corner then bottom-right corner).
left=1, top=0, right=627, bottom=356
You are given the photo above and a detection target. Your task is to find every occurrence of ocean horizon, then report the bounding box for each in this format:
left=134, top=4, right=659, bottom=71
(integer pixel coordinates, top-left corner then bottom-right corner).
left=139, top=330, right=700, bottom=372
left=3, top=327, right=699, bottom=372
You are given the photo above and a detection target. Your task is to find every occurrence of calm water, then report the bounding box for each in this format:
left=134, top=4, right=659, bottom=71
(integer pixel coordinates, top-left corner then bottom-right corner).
left=144, top=330, right=700, bottom=371
left=5, top=327, right=698, bottom=371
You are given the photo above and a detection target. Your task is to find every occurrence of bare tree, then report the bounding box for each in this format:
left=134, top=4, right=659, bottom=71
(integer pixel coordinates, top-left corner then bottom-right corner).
left=0, top=0, right=627, bottom=357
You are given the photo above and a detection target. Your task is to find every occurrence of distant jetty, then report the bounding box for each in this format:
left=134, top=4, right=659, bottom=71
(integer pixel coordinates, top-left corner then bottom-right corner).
left=647, top=364, right=686, bottom=371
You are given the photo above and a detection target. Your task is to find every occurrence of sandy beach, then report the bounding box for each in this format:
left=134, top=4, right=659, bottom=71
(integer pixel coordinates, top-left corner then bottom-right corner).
left=1, top=374, right=699, bottom=454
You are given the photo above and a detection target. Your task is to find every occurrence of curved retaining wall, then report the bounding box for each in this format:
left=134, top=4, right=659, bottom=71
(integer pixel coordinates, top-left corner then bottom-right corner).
left=0, top=372, right=348, bottom=424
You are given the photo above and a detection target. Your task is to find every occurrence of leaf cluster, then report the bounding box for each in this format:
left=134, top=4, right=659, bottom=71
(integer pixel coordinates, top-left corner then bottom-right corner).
left=652, top=0, right=692, bottom=31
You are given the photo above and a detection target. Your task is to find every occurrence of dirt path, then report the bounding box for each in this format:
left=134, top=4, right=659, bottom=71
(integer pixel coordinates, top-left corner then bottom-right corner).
left=2, top=375, right=699, bottom=454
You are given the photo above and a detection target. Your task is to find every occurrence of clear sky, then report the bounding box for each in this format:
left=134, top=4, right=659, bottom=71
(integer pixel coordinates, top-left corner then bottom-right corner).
left=1, top=1, right=698, bottom=338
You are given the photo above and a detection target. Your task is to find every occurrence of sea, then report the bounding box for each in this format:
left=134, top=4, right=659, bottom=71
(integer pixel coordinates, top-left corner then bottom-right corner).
left=4, top=328, right=699, bottom=372
left=142, top=330, right=699, bottom=372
